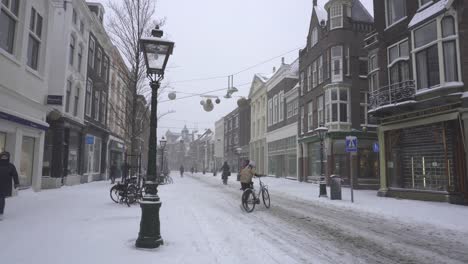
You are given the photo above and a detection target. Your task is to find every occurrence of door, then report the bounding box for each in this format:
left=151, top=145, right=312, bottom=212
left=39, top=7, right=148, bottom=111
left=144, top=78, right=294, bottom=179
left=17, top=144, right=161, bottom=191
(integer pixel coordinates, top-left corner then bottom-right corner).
left=20, top=136, right=35, bottom=187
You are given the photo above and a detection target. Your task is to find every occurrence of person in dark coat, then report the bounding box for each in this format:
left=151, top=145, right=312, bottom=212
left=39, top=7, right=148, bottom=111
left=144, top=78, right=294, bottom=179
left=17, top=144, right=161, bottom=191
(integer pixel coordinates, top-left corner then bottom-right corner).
left=0, top=152, right=19, bottom=220
left=179, top=165, right=184, bottom=177
left=221, top=161, right=230, bottom=185
left=109, top=162, right=118, bottom=184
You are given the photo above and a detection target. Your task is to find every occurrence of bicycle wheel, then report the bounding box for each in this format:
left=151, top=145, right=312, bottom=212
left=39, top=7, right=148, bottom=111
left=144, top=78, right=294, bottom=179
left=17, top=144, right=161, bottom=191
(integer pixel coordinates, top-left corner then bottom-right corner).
left=110, top=185, right=120, bottom=203
left=242, top=189, right=256, bottom=213
left=262, top=188, right=270, bottom=208
left=167, top=176, right=173, bottom=184
left=126, top=185, right=138, bottom=206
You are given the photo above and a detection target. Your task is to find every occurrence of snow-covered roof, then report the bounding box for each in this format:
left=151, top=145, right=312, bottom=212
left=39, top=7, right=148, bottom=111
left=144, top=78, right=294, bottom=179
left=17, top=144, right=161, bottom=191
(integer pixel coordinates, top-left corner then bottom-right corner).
left=255, top=73, right=273, bottom=83
left=351, top=0, right=373, bottom=23
left=288, top=58, right=299, bottom=77
left=408, top=0, right=452, bottom=28
left=315, top=5, right=328, bottom=23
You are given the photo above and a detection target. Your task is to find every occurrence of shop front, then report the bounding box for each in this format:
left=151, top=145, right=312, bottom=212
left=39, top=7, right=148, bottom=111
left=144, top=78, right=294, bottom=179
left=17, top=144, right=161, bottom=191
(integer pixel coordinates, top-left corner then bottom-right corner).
left=108, top=138, right=125, bottom=179
left=379, top=115, right=466, bottom=203
left=267, top=136, right=297, bottom=179
left=82, top=133, right=107, bottom=183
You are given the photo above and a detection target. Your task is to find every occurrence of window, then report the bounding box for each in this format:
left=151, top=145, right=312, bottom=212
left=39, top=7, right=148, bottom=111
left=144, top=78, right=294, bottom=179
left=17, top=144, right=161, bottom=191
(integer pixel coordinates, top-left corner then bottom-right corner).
left=74, top=86, right=79, bottom=116
left=268, top=99, right=272, bottom=126
left=413, top=17, right=459, bottom=90
left=318, top=56, right=323, bottom=84
left=300, top=72, right=305, bottom=95
left=96, top=48, right=102, bottom=76
left=388, top=40, right=409, bottom=85
left=88, top=36, right=95, bottom=68
left=0, top=0, right=19, bottom=54
left=287, top=102, right=293, bottom=119
left=331, top=46, right=343, bottom=82
left=77, top=45, right=83, bottom=73
left=369, top=55, right=379, bottom=93
left=103, top=56, right=109, bottom=82
left=85, top=79, right=92, bottom=116
left=69, top=35, right=75, bottom=66
left=300, top=106, right=304, bottom=134
left=80, top=21, right=84, bottom=34
left=344, top=47, right=350, bottom=75
left=72, top=9, right=77, bottom=25
left=317, top=95, right=324, bottom=126
left=94, top=90, right=99, bottom=120
left=279, top=92, right=284, bottom=122
left=235, top=115, right=239, bottom=128
left=27, top=8, right=43, bottom=70
left=386, top=0, right=406, bottom=27
left=360, top=92, right=368, bottom=125
left=330, top=4, right=343, bottom=29
left=273, top=95, right=278, bottom=124
left=100, top=92, right=106, bottom=123
left=307, top=101, right=313, bottom=131
left=359, top=58, right=368, bottom=77
left=293, top=101, right=298, bottom=116
left=311, top=27, right=318, bottom=46
left=312, top=60, right=317, bottom=88
left=326, top=88, right=349, bottom=123
left=65, top=80, right=72, bottom=112
left=307, top=65, right=312, bottom=91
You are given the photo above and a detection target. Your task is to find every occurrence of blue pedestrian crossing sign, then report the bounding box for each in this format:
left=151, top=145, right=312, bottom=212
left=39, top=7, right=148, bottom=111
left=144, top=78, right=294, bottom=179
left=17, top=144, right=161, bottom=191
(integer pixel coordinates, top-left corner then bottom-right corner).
left=345, top=136, right=358, bottom=152
left=373, top=142, right=379, bottom=153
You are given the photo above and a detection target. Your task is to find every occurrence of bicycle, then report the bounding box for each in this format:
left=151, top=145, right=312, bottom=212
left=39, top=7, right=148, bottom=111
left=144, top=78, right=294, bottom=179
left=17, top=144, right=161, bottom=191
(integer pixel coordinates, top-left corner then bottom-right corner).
left=110, top=176, right=146, bottom=206
left=241, top=176, right=270, bottom=213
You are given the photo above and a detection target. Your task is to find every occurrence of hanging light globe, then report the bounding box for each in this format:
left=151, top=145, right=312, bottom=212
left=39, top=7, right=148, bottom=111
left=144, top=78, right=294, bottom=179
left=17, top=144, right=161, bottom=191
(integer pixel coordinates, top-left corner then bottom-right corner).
left=215, top=98, right=220, bottom=104
left=168, top=92, right=176, bottom=100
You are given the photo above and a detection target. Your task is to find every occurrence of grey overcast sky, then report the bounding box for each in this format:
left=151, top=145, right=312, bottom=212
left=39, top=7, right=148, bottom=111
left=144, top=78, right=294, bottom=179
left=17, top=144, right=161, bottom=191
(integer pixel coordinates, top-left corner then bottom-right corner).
left=97, top=0, right=374, bottom=138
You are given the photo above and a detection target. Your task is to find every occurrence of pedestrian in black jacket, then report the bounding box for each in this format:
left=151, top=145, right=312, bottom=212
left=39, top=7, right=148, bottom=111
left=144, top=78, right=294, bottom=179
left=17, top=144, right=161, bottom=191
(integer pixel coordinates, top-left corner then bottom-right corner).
left=221, top=161, right=230, bottom=185
left=0, top=152, right=19, bottom=220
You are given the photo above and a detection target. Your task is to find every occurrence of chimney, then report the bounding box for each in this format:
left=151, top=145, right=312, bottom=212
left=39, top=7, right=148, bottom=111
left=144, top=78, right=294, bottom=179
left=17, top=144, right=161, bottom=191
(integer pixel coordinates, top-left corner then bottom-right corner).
left=313, top=0, right=317, bottom=7
left=281, top=57, right=285, bottom=65
left=273, top=67, right=276, bottom=73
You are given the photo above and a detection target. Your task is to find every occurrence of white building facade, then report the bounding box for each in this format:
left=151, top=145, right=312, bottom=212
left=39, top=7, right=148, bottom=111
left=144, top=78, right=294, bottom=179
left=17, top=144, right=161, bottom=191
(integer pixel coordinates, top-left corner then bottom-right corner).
left=248, top=73, right=270, bottom=175
left=0, top=0, right=57, bottom=191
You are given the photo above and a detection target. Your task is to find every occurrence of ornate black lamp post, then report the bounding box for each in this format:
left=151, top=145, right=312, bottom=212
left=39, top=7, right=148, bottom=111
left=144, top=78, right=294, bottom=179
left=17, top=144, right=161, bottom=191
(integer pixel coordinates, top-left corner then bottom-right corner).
left=159, top=136, right=167, bottom=176
left=135, top=26, right=174, bottom=249
left=315, top=125, right=328, bottom=198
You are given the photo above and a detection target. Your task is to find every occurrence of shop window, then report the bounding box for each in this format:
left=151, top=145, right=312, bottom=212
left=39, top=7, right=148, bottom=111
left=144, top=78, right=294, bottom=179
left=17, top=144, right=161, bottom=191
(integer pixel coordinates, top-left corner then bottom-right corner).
left=93, top=137, right=101, bottom=173
left=20, top=136, right=35, bottom=186
left=0, top=132, right=6, bottom=152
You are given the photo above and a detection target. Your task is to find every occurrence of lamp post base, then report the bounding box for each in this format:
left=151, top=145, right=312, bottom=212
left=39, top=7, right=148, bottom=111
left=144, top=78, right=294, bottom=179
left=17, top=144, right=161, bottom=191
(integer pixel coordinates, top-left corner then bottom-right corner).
left=135, top=182, right=163, bottom=249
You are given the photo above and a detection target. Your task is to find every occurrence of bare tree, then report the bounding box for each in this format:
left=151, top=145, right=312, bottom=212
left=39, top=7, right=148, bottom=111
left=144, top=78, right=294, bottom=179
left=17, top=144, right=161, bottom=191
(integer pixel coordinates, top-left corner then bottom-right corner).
left=107, top=0, right=172, bottom=153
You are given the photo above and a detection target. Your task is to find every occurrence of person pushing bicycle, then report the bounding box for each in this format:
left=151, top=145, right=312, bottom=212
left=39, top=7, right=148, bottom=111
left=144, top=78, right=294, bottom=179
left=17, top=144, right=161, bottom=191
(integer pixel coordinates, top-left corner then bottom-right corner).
left=240, top=160, right=258, bottom=191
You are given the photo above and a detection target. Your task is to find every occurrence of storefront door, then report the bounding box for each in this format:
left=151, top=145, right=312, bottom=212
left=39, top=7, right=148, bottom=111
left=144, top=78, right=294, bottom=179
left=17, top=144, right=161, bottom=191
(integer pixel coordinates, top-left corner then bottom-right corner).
left=20, top=136, right=35, bottom=186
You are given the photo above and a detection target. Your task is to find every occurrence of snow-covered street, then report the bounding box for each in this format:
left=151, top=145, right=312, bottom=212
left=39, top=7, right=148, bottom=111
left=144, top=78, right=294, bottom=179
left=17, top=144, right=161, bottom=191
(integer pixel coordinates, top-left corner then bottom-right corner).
left=1, top=172, right=468, bottom=264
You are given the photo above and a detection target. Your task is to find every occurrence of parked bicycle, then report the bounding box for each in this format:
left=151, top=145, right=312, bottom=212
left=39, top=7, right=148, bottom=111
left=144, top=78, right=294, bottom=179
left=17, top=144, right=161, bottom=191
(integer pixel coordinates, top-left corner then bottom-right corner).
left=110, top=176, right=146, bottom=206
left=241, top=176, right=270, bottom=212
left=157, top=173, right=174, bottom=185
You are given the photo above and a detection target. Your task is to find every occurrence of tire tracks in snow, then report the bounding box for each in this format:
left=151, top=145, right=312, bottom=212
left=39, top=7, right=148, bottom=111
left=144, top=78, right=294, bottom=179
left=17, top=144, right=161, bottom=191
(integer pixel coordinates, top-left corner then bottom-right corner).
left=189, top=175, right=468, bottom=264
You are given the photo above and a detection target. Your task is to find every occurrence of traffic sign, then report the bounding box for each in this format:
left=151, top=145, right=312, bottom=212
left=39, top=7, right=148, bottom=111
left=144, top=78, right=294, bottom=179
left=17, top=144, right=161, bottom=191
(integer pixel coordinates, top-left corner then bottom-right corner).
left=345, top=136, right=357, bottom=152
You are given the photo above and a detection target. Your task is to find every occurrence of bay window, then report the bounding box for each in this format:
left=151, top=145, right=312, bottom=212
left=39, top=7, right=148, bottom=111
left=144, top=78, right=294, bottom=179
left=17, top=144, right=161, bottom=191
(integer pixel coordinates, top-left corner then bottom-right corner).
left=273, top=95, right=278, bottom=124
left=386, top=0, right=406, bottom=27
left=325, top=88, right=349, bottom=124
left=330, top=4, right=343, bottom=29
left=413, top=16, right=459, bottom=90
left=331, top=46, right=343, bottom=82
left=279, top=91, right=284, bottom=122
left=317, top=95, right=324, bottom=126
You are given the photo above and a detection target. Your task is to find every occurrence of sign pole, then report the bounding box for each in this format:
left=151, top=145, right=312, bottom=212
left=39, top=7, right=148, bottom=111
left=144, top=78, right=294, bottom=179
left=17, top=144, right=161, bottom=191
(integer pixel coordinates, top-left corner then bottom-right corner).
left=346, top=136, right=357, bottom=203
left=350, top=152, right=354, bottom=203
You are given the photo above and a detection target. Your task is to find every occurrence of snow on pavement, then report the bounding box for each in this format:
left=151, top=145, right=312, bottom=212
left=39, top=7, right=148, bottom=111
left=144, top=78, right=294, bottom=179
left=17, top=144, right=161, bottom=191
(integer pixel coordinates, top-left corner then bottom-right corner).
left=0, top=172, right=467, bottom=264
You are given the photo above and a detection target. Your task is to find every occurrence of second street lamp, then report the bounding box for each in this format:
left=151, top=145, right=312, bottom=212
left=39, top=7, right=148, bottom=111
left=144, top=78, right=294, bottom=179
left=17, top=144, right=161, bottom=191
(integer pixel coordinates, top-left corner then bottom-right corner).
left=135, top=26, right=174, bottom=249
left=159, top=136, right=167, bottom=177
left=315, top=125, right=328, bottom=198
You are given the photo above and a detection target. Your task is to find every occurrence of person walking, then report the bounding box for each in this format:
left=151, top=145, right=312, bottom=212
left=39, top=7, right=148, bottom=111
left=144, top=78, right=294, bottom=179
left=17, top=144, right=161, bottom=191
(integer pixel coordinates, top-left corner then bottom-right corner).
left=221, top=161, right=230, bottom=185
left=0, top=152, right=19, bottom=221
left=179, top=165, right=185, bottom=177
left=109, top=162, right=117, bottom=184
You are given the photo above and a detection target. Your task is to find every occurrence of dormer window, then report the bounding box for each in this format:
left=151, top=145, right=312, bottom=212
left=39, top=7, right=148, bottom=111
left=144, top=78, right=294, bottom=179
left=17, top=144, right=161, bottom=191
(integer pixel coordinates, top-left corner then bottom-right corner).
left=330, top=4, right=343, bottom=30
left=311, top=27, right=318, bottom=46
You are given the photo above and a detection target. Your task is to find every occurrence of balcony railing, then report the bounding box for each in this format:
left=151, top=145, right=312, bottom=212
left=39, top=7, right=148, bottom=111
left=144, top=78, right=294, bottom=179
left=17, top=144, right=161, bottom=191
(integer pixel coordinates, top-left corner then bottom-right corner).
left=369, top=80, right=416, bottom=111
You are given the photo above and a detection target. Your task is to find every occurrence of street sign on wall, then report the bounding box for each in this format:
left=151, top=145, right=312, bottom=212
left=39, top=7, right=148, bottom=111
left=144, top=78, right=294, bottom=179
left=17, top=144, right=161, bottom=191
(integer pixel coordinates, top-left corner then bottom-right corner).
left=85, top=135, right=94, bottom=145
left=373, top=142, right=379, bottom=153
left=345, top=136, right=357, bottom=152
